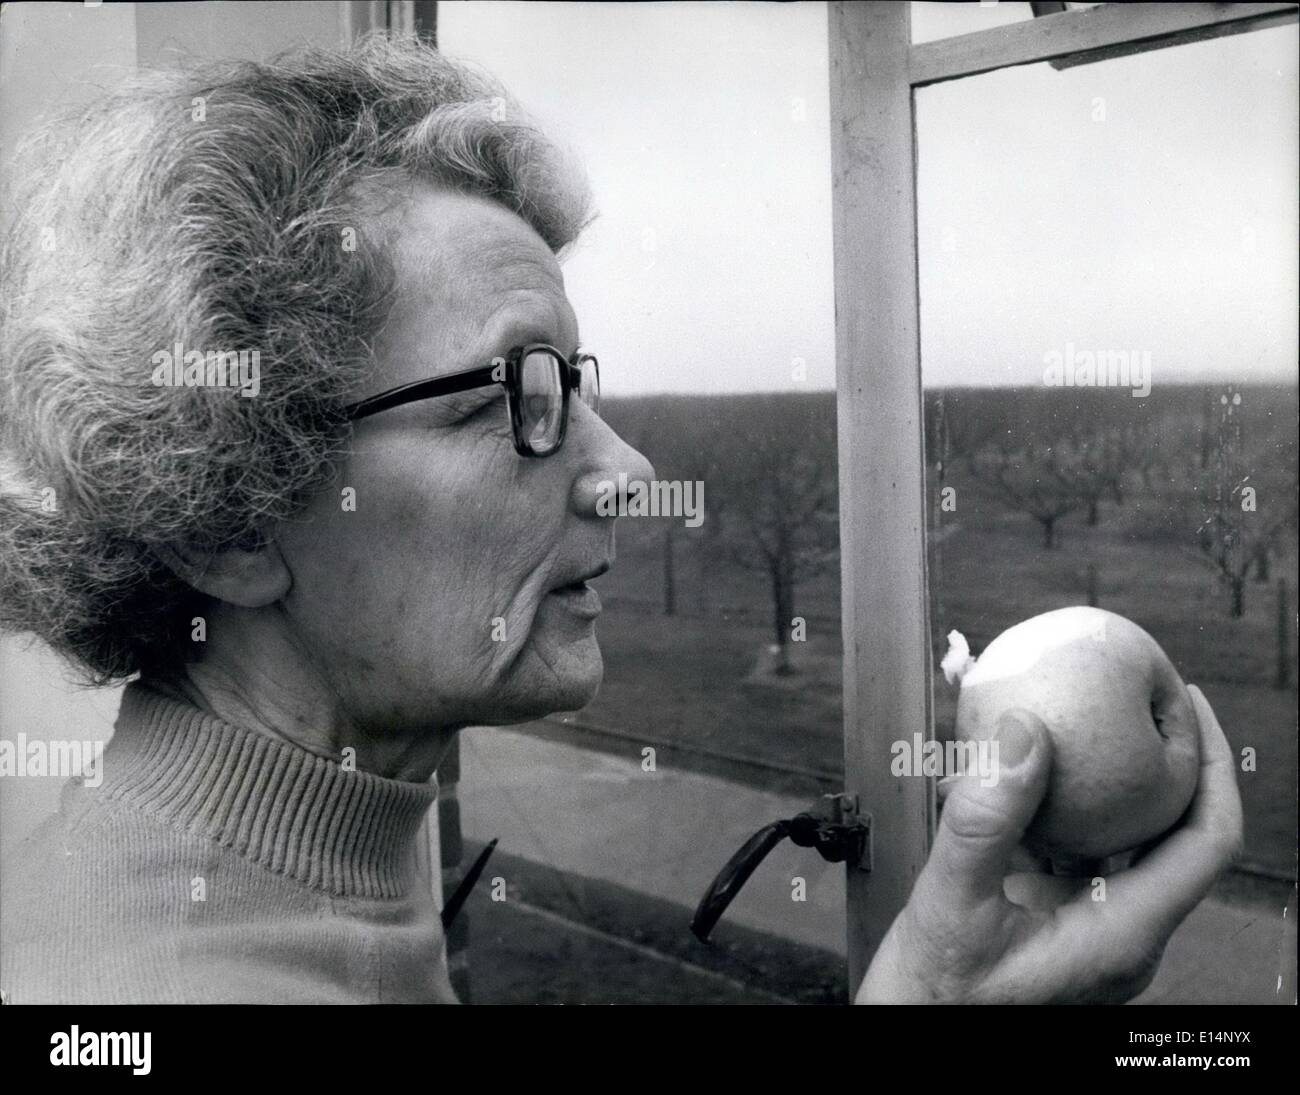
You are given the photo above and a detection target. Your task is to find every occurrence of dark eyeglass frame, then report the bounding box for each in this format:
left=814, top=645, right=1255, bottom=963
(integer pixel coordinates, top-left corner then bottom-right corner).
left=344, top=343, right=599, bottom=458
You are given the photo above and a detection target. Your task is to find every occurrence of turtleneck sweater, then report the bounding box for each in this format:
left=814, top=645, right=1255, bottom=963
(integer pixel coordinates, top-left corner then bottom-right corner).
left=0, top=681, right=458, bottom=1003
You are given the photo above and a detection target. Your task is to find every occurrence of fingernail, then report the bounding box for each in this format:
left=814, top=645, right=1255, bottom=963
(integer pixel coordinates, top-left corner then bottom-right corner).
left=993, top=714, right=1034, bottom=770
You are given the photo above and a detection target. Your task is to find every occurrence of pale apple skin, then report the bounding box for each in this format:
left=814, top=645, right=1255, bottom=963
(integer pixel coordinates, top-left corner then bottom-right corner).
left=954, top=606, right=1201, bottom=860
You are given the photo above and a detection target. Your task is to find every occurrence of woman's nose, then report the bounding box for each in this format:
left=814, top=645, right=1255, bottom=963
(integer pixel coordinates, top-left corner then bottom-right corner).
left=569, top=404, right=656, bottom=517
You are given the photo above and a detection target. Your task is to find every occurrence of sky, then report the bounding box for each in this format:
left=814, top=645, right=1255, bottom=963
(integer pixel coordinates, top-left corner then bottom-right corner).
left=438, top=1, right=1298, bottom=396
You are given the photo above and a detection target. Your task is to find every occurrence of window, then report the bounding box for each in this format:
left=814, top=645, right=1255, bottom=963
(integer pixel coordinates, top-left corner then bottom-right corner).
left=832, top=1, right=1297, bottom=1002
left=438, top=1, right=845, bottom=1003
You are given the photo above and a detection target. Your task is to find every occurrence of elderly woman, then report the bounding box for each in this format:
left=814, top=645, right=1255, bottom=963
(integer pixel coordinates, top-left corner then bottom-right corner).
left=0, top=37, right=1240, bottom=1004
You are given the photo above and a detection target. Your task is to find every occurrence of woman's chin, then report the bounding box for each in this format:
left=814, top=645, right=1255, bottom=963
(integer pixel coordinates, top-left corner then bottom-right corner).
left=497, top=637, right=604, bottom=722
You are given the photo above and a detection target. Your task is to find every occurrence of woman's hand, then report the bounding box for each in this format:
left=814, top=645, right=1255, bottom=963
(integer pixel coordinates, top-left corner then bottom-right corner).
left=855, top=685, right=1243, bottom=1003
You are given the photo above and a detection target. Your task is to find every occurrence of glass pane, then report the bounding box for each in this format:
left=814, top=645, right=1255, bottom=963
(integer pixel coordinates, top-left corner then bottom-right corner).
left=916, top=24, right=1298, bottom=1002
left=439, top=1, right=844, bottom=1003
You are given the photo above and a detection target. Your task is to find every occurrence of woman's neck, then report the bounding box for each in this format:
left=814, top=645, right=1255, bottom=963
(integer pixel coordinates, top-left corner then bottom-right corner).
left=146, top=610, right=455, bottom=782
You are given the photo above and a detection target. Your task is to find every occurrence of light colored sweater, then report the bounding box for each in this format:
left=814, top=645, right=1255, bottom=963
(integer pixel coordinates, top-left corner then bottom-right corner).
left=0, top=682, right=458, bottom=1003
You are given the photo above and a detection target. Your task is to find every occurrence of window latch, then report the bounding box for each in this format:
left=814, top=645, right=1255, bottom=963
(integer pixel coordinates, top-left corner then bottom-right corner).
left=689, top=793, right=872, bottom=943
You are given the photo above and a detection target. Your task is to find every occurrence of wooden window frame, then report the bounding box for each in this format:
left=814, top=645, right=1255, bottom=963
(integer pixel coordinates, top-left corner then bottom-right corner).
left=828, top=0, right=1298, bottom=991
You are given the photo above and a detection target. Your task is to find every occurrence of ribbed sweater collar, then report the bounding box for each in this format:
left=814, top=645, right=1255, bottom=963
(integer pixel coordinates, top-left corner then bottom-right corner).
left=101, top=682, right=439, bottom=899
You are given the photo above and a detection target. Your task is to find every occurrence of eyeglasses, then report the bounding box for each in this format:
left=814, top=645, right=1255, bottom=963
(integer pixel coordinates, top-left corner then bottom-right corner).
left=344, top=343, right=599, bottom=458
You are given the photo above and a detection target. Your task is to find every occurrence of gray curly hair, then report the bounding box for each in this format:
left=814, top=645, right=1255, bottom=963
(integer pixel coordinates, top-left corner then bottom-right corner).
left=0, top=34, right=592, bottom=682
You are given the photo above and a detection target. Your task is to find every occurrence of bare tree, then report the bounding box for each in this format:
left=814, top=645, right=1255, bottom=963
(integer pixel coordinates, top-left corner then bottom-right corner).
left=1195, top=477, right=1291, bottom=618
left=1052, top=423, right=1147, bottom=527
left=601, top=403, right=699, bottom=617
left=713, top=432, right=838, bottom=672
left=1192, top=387, right=1299, bottom=618
left=662, top=523, right=677, bottom=616
left=969, top=435, right=1085, bottom=549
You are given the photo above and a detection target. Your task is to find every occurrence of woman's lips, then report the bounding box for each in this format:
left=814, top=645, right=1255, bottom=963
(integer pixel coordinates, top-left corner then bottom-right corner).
left=547, top=580, right=602, bottom=619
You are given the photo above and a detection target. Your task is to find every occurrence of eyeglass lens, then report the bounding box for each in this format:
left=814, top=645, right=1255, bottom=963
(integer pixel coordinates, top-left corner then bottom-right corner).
left=520, top=349, right=564, bottom=453
left=517, top=349, right=601, bottom=455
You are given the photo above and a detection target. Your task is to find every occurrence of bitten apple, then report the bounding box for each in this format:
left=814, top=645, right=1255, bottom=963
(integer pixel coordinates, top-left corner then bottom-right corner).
left=947, top=606, right=1201, bottom=860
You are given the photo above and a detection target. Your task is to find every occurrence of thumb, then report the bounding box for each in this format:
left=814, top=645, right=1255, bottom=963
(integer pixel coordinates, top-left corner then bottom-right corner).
left=916, top=710, right=1053, bottom=913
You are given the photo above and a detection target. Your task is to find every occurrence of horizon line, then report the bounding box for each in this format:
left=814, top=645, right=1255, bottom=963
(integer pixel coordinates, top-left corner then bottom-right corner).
left=602, top=378, right=1300, bottom=399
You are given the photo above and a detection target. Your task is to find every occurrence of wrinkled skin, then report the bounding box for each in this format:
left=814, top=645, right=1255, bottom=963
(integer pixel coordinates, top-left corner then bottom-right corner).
left=165, top=184, right=654, bottom=781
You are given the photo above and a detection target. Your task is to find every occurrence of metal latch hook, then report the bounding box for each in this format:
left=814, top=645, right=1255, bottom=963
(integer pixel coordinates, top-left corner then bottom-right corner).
left=690, top=793, right=872, bottom=943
